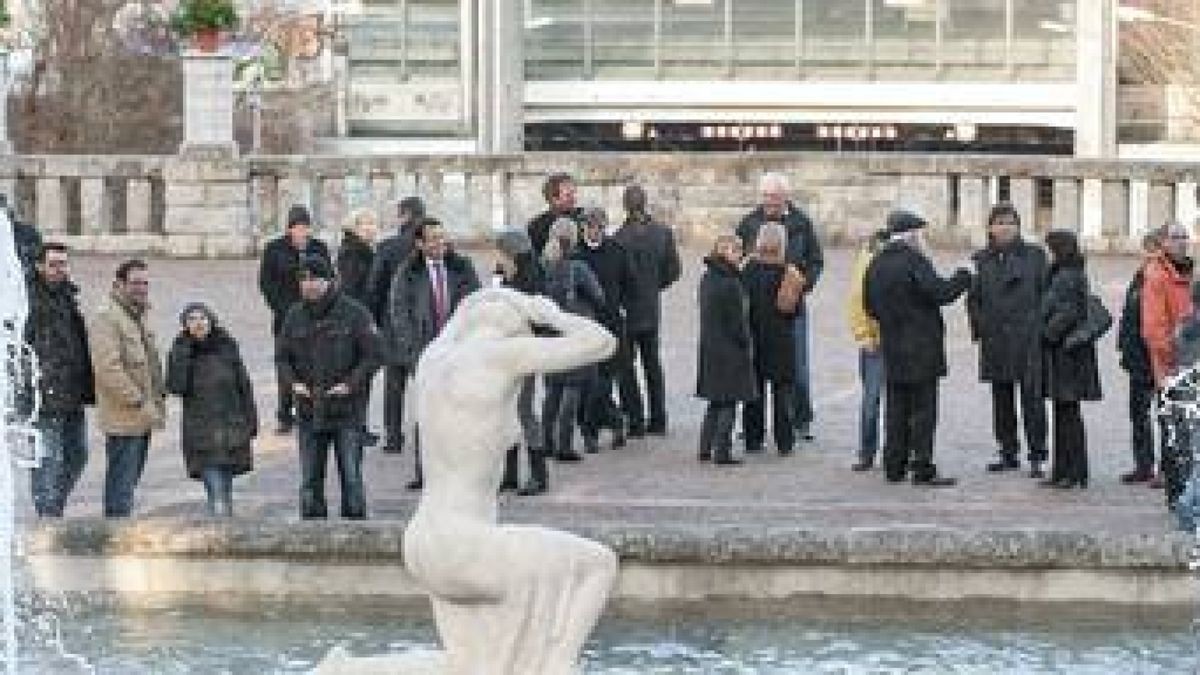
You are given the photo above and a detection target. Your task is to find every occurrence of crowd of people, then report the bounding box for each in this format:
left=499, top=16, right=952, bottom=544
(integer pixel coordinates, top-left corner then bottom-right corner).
left=13, top=169, right=1199, bottom=525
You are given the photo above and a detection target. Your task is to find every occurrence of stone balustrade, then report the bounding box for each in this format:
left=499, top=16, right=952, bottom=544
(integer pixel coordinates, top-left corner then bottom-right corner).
left=3, top=153, right=1199, bottom=257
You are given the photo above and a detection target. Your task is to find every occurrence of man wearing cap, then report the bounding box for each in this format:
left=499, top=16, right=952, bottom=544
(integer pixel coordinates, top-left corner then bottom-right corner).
left=365, top=196, right=426, bottom=454
left=276, top=255, right=381, bottom=519
left=258, top=205, right=332, bottom=434
left=389, top=218, right=481, bottom=490
left=865, top=210, right=971, bottom=487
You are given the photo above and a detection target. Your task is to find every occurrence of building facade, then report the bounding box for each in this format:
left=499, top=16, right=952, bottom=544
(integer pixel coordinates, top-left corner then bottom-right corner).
left=325, top=0, right=1196, bottom=159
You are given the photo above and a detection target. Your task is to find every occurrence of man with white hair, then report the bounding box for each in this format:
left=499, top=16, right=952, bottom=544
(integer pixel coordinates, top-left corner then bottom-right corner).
left=865, top=210, right=971, bottom=487
left=736, top=172, right=824, bottom=441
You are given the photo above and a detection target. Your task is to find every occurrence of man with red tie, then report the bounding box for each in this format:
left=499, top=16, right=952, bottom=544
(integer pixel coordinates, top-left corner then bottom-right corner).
left=388, top=218, right=481, bottom=490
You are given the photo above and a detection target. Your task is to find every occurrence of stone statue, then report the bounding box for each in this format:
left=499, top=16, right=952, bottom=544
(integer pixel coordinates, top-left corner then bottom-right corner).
left=316, top=287, right=618, bottom=675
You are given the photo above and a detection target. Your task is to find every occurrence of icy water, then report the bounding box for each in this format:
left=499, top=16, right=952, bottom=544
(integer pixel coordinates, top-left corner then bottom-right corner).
left=12, top=595, right=1197, bottom=674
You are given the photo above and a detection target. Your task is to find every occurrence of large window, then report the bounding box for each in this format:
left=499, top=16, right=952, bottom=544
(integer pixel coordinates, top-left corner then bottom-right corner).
left=733, top=0, right=798, bottom=78
left=802, top=1, right=867, bottom=79
left=525, top=0, right=587, bottom=80
left=1117, top=0, right=1200, bottom=143
left=942, top=0, right=1007, bottom=80
left=592, top=0, right=657, bottom=78
left=871, top=0, right=938, bottom=80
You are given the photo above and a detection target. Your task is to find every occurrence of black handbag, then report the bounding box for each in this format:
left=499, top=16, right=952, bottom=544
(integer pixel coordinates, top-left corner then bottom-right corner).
left=1063, top=294, right=1112, bottom=350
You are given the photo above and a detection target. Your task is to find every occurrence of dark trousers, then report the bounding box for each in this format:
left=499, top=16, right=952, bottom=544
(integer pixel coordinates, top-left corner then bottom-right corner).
left=32, top=411, right=88, bottom=518
left=298, top=423, right=366, bottom=519
left=503, top=376, right=547, bottom=487
left=858, top=349, right=884, bottom=463
left=543, top=382, right=585, bottom=455
left=104, top=434, right=150, bottom=518
left=699, top=401, right=737, bottom=461
left=1050, top=400, right=1088, bottom=485
left=743, top=378, right=795, bottom=453
left=383, top=365, right=409, bottom=449
left=619, top=328, right=667, bottom=431
left=201, top=466, right=234, bottom=517
left=273, top=317, right=294, bottom=425
left=792, top=309, right=814, bottom=430
left=883, top=379, right=939, bottom=481
left=991, top=379, right=1048, bottom=463
left=1128, top=377, right=1159, bottom=473
left=582, top=370, right=623, bottom=439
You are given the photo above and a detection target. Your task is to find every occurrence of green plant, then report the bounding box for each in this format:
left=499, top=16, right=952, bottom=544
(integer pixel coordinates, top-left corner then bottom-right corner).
left=171, top=0, right=238, bottom=36
left=0, top=1, right=11, bottom=28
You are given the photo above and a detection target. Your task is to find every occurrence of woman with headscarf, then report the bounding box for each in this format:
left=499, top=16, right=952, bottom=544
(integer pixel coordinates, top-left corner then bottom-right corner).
left=165, top=302, right=258, bottom=516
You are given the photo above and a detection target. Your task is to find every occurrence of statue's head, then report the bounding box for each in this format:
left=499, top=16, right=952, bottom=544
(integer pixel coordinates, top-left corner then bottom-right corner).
left=442, top=288, right=534, bottom=342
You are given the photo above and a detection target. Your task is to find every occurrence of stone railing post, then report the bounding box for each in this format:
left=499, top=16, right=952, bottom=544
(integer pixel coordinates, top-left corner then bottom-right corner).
left=180, top=52, right=237, bottom=158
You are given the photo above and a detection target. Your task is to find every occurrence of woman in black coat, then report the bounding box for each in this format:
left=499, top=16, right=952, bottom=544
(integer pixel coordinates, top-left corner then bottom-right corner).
left=1039, top=230, right=1101, bottom=489
left=696, top=235, right=757, bottom=465
left=165, top=303, right=258, bottom=516
left=336, top=208, right=378, bottom=307
left=741, top=222, right=799, bottom=455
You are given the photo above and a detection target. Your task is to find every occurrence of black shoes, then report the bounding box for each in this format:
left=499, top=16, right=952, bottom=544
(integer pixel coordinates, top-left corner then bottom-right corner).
left=1039, top=477, right=1087, bottom=489
left=778, top=447, right=794, bottom=457
left=745, top=445, right=764, bottom=454
left=556, top=451, right=583, bottom=462
left=796, top=425, right=815, bottom=442
left=405, top=478, right=423, bottom=491
left=852, top=460, right=874, bottom=472
left=713, top=457, right=743, bottom=466
left=1028, top=462, right=1045, bottom=479
left=517, top=479, right=547, bottom=496
left=912, top=475, right=957, bottom=487
left=583, top=436, right=600, bottom=454
left=987, top=457, right=1020, bottom=472
left=698, top=451, right=712, bottom=462
left=612, top=426, right=627, bottom=449
left=1121, top=469, right=1154, bottom=484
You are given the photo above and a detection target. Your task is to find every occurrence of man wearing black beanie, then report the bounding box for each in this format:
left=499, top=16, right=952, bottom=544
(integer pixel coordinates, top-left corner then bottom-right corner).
left=258, top=204, right=332, bottom=434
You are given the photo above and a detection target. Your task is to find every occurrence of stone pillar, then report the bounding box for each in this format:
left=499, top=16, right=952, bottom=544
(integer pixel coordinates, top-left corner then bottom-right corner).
left=126, top=179, right=153, bottom=234
left=476, top=0, right=523, bottom=154
left=36, top=179, right=64, bottom=234
left=163, top=160, right=252, bottom=257
left=1009, top=177, right=1036, bottom=230
left=1174, top=181, right=1198, bottom=231
left=1080, top=178, right=1104, bottom=241
left=1129, top=179, right=1150, bottom=241
left=957, top=176, right=988, bottom=246
left=1075, top=0, right=1116, bottom=158
left=1102, top=180, right=1129, bottom=242
left=180, top=53, right=237, bottom=158
left=79, top=178, right=109, bottom=236
left=1052, top=178, right=1080, bottom=230
left=1149, top=182, right=1175, bottom=233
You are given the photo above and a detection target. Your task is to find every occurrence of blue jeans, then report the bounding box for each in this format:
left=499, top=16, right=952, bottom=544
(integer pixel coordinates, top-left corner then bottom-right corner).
left=104, top=435, right=149, bottom=518
left=858, top=349, right=885, bottom=463
left=793, top=309, right=814, bottom=431
left=202, top=466, right=234, bottom=517
left=31, top=411, right=88, bottom=517
left=298, top=423, right=366, bottom=519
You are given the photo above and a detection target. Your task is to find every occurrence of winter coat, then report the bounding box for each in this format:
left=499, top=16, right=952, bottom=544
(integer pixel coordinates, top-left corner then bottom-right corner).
left=387, top=249, right=481, bottom=369
left=1142, top=252, right=1194, bottom=386
left=847, top=244, right=881, bottom=348
left=258, top=236, right=333, bottom=333
left=1040, top=261, right=1102, bottom=402
left=743, top=259, right=797, bottom=383
left=166, top=328, right=257, bottom=480
left=612, top=214, right=682, bottom=334
left=865, top=241, right=971, bottom=384
left=696, top=256, right=757, bottom=403
left=528, top=207, right=585, bottom=259
left=1118, top=270, right=1154, bottom=385
left=88, top=291, right=166, bottom=436
left=365, top=225, right=419, bottom=325
left=276, top=289, right=381, bottom=431
left=544, top=258, right=606, bottom=385
left=24, top=278, right=94, bottom=416
left=736, top=202, right=824, bottom=291
left=336, top=230, right=375, bottom=307
left=575, top=237, right=634, bottom=335
left=967, top=239, right=1048, bottom=383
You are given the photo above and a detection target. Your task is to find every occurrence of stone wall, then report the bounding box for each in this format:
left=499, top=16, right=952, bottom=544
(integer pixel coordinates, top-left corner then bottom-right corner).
left=4, top=153, right=1200, bottom=257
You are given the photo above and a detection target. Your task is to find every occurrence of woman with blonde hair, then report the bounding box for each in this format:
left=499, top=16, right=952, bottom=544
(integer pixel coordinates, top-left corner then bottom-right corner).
left=337, top=207, right=379, bottom=305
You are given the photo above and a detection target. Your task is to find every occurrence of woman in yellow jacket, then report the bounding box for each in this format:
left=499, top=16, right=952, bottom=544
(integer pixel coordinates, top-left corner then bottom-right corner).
left=847, top=229, right=889, bottom=471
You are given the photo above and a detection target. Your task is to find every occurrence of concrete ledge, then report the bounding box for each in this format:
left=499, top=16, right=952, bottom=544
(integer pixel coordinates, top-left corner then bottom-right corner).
left=21, top=521, right=1195, bottom=605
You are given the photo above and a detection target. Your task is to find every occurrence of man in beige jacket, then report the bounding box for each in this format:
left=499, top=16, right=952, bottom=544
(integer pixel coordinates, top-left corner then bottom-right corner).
left=88, top=259, right=165, bottom=517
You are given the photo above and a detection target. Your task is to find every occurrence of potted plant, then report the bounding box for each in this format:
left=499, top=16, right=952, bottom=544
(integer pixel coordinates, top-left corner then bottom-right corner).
left=0, top=1, right=11, bottom=29
left=171, top=0, right=238, bottom=53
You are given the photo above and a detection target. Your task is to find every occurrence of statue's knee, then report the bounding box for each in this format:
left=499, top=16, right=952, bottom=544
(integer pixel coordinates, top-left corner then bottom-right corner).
left=583, top=546, right=618, bottom=586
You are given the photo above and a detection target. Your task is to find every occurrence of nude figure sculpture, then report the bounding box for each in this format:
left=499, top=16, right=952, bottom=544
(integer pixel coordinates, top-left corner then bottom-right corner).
left=317, top=287, right=619, bottom=675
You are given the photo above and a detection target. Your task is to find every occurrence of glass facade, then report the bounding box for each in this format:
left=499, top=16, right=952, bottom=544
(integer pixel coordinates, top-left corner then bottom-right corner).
left=523, top=0, right=1077, bottom=82
left=1117, top=0, right=1200, bottom=143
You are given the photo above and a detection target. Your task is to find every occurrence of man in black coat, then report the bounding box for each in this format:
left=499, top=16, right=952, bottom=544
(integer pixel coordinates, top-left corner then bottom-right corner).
left=575, top=208, right=635, bottom=450
left=276, top=256, right=381, bottom=519
left=613, top=185, right=682, bottom=437
left=528, top=173, right=584, bottom=259
left=258, top=205, right=332, bottom=434
left=365, top=196, right=425, bottom=454
left=336, top=209, right=378, bottom=307
left=388, top=218, right=481, bottom=489
left=967, top=203, right=1049, bottom=477
left=736, top=172, right=824, bottom=441
left=25, top=242, right=94, bottom=517
left=865, top=210, right=971, bottom=487
left=1119, top=232, right=1164, bottom=484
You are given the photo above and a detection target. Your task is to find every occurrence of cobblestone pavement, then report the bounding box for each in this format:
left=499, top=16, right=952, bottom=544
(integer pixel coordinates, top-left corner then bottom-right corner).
left=34, top=246, right=1173, bottom=535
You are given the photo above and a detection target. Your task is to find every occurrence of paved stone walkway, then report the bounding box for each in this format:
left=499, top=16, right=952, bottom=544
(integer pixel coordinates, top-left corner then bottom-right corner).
left=33, top=247, right=1173, bottom=535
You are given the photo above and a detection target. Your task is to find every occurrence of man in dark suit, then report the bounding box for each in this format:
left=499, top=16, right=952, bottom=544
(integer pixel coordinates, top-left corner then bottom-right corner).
left=258, top=205, right=332, bottom=434
left=528, top=173, right=584, bottom=259
left=388, top=218, right=481, bottom=489
left=865, top=210, right=971, bottom=487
